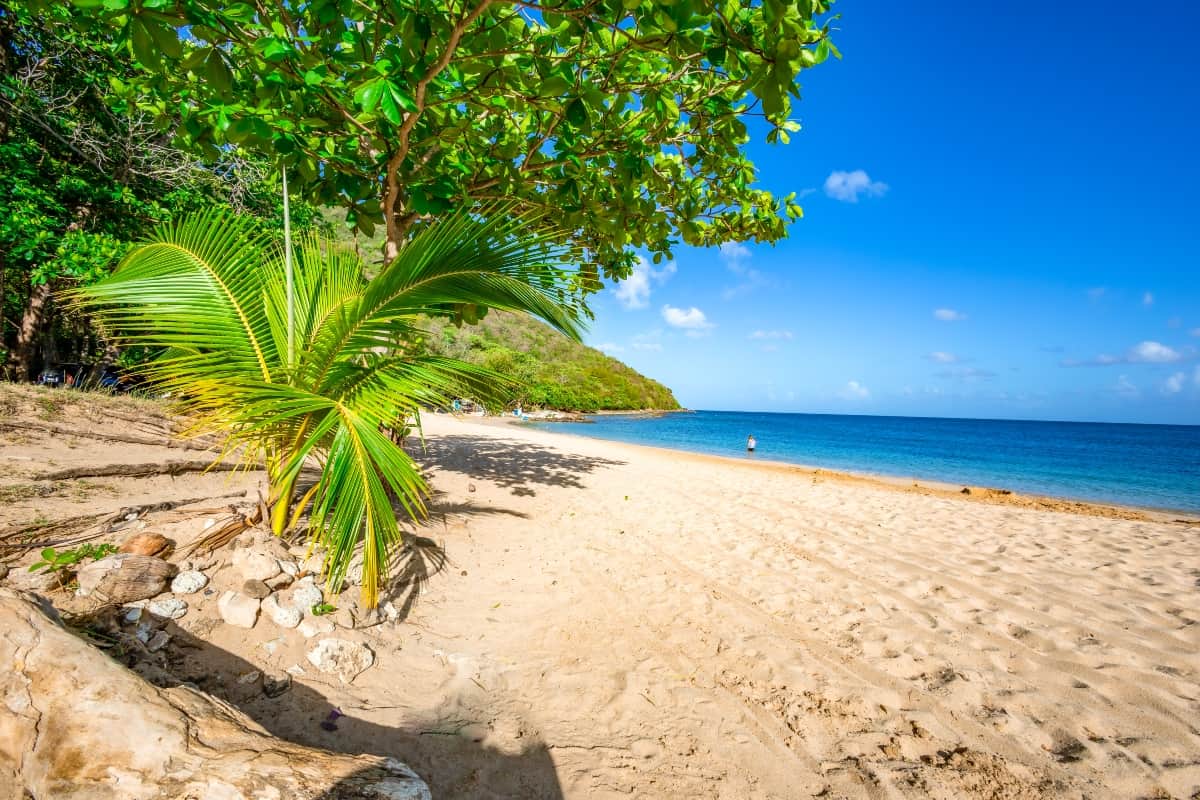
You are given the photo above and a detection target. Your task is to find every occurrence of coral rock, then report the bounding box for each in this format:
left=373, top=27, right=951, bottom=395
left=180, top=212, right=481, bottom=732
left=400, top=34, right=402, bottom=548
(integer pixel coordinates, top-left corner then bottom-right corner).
left=307, top=638, right=375, bottom=683
left=217, top=591, right=260, bottom=629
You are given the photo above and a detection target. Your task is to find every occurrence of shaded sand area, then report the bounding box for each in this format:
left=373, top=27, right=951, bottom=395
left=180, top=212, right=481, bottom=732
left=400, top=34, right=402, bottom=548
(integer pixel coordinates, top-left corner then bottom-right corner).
left=2, top=389, right=1199, bottom=798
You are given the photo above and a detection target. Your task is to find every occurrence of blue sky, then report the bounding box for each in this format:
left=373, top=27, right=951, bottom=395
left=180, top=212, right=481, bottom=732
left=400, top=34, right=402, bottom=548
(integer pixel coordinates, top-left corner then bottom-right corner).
left=583, top=0, right=1200, bottom=424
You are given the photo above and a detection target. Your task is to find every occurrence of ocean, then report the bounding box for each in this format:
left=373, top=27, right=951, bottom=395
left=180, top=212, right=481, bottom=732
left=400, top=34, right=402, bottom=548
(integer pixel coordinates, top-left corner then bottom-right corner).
left=531, top=410, right=1200, bottom=514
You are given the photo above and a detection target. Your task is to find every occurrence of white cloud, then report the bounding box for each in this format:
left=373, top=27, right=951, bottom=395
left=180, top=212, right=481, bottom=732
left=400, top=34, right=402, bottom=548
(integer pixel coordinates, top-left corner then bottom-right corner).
left=595, top=342, right=624, bottom=354
left=631, top=330, right=663, bottom=351
left=1130, top=341, right=1180, bottom=363
left=1061, top=340, right=1185, bottom=367
left=719, top=242, right=751, bottom=272
left=936, top=367, right=996, bottom=381
left=1113, top=374, right=1139, bottom=398
left=933, top=308, right=967, bottom=322
left=823, top=170, right=888, bottom=203
left=749, top=330, right=793, bottom=340
left=661, top=305, right=713, bottom=332
left=1142, top=291, right=1154, bottom=307
left=840, top=380, right=870, bottom=399
left=1163, top=371, right=1186, bottom=394
left=718, top=241, right=768, bottom=299
left=1191, top=328, right=1200, bottom=337
left=612, top=256, right=676, bottom=310
left=1087, top=287, right=1107, bottom=300
left=928, top=351, right=958, bottom=363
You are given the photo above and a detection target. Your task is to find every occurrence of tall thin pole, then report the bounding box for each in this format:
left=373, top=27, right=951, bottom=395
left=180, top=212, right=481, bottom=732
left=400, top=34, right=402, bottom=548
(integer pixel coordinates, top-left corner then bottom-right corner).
left=282, top=165, right=295, bottom=370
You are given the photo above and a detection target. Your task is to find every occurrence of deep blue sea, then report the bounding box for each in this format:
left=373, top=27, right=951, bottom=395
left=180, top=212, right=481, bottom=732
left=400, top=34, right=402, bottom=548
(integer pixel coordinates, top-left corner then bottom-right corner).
left=532, top=411, right=1200, bottom=513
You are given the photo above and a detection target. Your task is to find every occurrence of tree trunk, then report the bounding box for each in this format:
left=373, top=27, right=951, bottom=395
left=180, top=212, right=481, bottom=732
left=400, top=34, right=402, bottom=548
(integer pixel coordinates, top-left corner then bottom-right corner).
left=11, top=280, right=52, bottom=381
left=0, top=588, right=431, bottom=800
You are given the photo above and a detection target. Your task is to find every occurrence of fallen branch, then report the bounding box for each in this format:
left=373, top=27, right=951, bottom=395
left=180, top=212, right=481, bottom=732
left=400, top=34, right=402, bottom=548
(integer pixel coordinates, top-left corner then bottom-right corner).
left=0, top=419, right=219, bottom=451
left=0, top=492, right=248, bottom=557
left=33, top=460, right=255, bottom=481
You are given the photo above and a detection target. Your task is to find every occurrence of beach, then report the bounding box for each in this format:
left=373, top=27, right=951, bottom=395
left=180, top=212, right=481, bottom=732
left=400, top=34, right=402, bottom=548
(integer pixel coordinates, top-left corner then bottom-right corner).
left=374, top=413, right=1199, bottom=798
left=4, top=399, right=1200, bottom=798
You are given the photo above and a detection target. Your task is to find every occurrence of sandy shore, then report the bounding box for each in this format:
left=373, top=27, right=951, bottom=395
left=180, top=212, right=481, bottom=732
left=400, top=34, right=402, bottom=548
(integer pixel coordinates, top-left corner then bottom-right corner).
left=4, top=394, right=1199, bottom=798
left=357, top=413, right=1198, bottom=798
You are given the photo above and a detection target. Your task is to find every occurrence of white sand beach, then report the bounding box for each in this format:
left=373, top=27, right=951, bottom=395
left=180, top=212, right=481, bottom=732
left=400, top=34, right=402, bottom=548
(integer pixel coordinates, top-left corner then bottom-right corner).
left=3, top=397, right=1199, bottom=798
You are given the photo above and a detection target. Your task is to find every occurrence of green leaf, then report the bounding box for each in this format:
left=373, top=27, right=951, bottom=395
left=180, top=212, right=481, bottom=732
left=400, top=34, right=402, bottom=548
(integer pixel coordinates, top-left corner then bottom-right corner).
left=355, top=79, right=385, bottom=113
left=129, top=20, right=160, bottom=69
left=144, top=17, right=183, bottom=59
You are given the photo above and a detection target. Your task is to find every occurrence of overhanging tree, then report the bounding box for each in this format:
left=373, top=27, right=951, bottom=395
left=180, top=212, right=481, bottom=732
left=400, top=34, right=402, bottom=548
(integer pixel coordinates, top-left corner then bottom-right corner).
left=48, top=0, right=838, bottom=285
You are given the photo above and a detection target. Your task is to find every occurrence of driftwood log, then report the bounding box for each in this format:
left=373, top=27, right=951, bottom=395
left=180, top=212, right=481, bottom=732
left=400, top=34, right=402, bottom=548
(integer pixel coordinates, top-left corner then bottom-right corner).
left=0, top=588, right=430, bottom=799
left=32, top=459, right=247, bottom=481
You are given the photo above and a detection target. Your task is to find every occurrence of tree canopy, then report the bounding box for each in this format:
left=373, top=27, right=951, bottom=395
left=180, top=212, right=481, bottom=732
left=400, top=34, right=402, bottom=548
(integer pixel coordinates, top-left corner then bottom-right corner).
left=0, top=2, right=320, bottom=378
left=46, top=0, right=838, bottom=282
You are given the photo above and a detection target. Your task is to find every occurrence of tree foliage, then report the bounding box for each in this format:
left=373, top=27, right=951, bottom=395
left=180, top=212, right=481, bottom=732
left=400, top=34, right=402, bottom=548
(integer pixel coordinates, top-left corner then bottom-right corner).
left=48, top=0, right=838, bottom=280
left=0, top=3, right=321, bottom=377
left=420, top=310, right=679, bottom=411
left=73, top=209, right=588, bottom=606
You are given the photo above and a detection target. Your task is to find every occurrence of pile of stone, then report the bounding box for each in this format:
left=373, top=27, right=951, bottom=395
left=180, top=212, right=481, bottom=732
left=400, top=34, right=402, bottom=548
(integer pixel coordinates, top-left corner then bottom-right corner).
left=57, top=527, right=383, bottom=684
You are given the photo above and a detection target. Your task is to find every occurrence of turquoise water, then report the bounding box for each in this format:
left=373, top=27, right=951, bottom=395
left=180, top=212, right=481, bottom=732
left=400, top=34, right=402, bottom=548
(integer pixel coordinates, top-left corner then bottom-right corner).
left=532, top=411, right=1200, bottom=513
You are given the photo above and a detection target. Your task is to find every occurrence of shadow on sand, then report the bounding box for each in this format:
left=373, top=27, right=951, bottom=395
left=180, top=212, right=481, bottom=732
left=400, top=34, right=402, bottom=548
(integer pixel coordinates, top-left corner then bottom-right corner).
left=119, top=613, right=566, bottom=799
left=413, top=433, right=625, bottom=496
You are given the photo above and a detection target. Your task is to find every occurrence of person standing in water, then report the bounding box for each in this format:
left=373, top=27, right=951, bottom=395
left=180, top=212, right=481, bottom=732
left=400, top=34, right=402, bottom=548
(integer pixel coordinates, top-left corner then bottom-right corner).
left=747, top=434, right=757, bottom=452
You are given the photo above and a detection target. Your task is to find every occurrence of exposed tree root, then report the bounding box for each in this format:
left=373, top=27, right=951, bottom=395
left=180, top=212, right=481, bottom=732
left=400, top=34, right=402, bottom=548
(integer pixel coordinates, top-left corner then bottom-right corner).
left=0, top=419, right=220, bottom=450
left=33, top=460, right=255, bottom=481
left=0, top=492, right=248, bottom=558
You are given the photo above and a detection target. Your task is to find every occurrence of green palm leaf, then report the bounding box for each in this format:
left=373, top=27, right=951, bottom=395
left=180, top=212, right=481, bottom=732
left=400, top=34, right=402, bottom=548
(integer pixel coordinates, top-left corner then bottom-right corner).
left=72, top=207, right=586, bottom=607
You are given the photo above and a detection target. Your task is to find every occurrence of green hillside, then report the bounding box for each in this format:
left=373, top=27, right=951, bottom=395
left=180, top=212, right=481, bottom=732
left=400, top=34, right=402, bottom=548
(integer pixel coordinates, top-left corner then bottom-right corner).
left=418, top=311, right=680, bottom=412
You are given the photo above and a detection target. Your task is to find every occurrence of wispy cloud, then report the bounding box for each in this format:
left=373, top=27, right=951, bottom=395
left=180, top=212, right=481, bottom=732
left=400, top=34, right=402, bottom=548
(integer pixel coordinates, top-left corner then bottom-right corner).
left=1163, top=371, right=1186, bottom=394
left=1191, top=328, right=1200, bottom=337
left=840, top=380, right=870, bottom=399
left=661, top=305, right=713, bottom=337
left=1113, top=374, right=1139, bottom=398
left=1131, top=341, right=1180, bottom=362
left=1061, top=340, right=1184, bottom=367
left=719, top=242, right=751, bottom=270
left=933, top=308, right=967, bottom=322
left=595, top=342, right=624, bottom=354
left=718, top=242, right=768, bottom=299
left=1087, top=287, right=1107, bottom=300
left=749, top=330, right=793, bottom=340
left=1143, top=291, right=1155, bottom=307
left=936, top=367, right=996, bottom=380
left=612, top=256, right=676, bottom=310
left=928, top=351, right=958, bottom=363
left=631, top=330, right=663, bottom=351
left=823, top=170, right=888, bottom=203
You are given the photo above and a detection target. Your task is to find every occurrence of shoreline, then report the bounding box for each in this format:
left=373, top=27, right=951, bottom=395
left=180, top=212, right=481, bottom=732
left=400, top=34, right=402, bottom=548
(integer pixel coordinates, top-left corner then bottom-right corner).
left=444, top=411, right=1199, bottom=523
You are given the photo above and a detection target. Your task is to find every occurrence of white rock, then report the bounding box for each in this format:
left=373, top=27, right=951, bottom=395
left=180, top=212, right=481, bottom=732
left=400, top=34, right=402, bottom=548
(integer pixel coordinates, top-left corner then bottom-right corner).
left=262, top=594, right=302, bottom=629
left=148, top=597, right=188, bottom=620
left=122, top=605, right=146, bottom=624
left=232, top=549, right=282, bottom=582
left=285, top=664, right=306, bottom=676
left=259, top=637, right=284, bottom=656
left=170, top=570, right=208, bottom=595
left=298, top=617, right=335, bottom=639
left=217, top=591, right=260, bottom=629
left=236, top=670, right=261, bottom=685
left=146, top=631, right=171, bottom=652
left=290, top=582, right=324, bottom=611
left=306, top=638, right=375, bottom=683
left=279, top=560, right=299, bottom=577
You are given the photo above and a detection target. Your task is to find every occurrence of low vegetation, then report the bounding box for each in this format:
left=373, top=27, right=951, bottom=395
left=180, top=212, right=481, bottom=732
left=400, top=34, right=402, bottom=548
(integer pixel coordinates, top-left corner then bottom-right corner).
left=419, top=311, right=680, bottom=412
